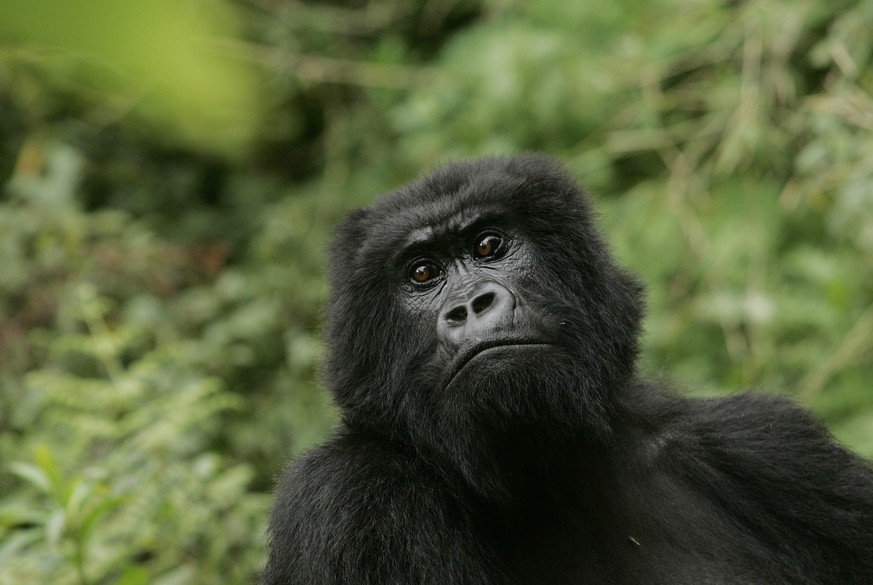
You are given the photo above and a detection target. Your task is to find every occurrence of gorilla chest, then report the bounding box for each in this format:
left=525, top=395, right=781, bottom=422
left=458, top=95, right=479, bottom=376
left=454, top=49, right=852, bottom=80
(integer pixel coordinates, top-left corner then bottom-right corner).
left=488, top=485, right=787, bottom=585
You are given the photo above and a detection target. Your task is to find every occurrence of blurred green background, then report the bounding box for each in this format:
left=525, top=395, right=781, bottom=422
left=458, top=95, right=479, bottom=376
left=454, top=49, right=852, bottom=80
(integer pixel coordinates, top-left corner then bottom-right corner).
left=1, top=0, right=872, bottom=583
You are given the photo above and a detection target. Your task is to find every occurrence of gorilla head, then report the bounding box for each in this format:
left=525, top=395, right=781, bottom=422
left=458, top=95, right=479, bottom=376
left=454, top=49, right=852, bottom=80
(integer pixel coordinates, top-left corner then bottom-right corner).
left=322, top=155, right=644, bottom=490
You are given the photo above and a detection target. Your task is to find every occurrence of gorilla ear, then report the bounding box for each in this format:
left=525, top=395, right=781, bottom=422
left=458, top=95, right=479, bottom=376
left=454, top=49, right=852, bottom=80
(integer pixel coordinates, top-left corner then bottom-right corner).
left=333, top=208, right=371, bottom=252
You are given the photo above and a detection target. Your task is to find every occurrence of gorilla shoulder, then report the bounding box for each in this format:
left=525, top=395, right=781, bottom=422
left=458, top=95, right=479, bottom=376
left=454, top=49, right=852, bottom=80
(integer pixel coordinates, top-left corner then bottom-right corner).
left=264, top=434, right=510, bottom=585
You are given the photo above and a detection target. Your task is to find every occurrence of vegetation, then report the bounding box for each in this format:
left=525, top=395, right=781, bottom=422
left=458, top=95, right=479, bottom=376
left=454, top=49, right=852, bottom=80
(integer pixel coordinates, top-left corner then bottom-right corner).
left=1, top=1, right=871, bottom=583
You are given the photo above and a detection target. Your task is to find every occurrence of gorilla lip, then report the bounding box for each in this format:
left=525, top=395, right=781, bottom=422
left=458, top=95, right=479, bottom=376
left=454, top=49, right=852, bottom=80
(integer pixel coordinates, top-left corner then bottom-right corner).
left=444, top=339, right=553, bottom=389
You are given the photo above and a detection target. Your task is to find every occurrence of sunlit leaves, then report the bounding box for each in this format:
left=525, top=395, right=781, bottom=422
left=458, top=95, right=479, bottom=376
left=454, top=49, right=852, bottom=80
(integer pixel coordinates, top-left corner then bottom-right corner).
left=0, top=0, right=264, bottom=155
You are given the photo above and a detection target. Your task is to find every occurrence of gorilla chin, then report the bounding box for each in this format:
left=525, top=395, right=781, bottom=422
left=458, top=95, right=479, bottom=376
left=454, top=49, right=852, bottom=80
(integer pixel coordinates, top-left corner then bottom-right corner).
left=443, top=341, right=556, bottom=392
left=439, top=342, right=604, bottom=439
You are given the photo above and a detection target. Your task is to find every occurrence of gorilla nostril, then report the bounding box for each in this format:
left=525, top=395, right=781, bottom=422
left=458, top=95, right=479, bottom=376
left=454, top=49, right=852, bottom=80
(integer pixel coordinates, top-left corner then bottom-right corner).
left=471, top=291, right=496, bottom=315
left=446, top=305, right=468, bottom=323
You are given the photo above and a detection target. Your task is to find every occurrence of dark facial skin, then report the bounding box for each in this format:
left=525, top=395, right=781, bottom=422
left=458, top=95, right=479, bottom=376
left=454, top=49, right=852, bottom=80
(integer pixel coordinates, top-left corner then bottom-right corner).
left=263, top=154, right=873, bottom=585
left=403, top=222, right=550, bottom=391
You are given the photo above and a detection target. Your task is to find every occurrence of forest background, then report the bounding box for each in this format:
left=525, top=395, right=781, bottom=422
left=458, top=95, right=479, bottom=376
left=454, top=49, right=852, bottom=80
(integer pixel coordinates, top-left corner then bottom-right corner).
left=1, top=1, right=872, bottom=583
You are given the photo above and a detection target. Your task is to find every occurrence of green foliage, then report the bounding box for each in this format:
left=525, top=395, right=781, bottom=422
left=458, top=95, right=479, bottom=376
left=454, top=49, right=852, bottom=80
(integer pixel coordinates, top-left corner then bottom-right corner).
left=0, top=0, right=264, bottom=155
left=0, top=143, right=333, bottom=583
left=1, top=0, right=872, bottom=582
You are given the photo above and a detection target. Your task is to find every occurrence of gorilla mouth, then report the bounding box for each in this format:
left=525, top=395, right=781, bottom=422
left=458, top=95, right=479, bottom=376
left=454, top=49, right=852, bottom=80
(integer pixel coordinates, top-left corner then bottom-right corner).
left=444, top=340, right=554, bottom=389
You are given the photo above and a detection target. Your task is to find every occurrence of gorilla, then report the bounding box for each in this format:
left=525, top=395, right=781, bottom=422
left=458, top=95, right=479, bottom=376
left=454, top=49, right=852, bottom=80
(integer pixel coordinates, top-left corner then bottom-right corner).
left=263, top=154, right=873, bottom=585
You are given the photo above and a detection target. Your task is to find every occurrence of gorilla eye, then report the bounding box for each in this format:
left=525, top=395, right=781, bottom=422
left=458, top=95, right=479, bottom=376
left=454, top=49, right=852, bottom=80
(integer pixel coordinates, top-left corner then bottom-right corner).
left=473, top=233, right=503, bottom=259
left=409, top=260, right=441, bottom=284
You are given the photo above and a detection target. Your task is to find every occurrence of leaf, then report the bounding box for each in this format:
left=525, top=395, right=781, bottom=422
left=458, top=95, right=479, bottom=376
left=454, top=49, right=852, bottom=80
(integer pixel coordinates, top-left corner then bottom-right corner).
left=8, top=463, right=52, bottom=494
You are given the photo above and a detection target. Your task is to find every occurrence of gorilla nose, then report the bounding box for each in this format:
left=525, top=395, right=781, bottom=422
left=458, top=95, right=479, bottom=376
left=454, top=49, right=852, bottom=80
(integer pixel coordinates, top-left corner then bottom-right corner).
left=437, top=282, right=516, bottom=348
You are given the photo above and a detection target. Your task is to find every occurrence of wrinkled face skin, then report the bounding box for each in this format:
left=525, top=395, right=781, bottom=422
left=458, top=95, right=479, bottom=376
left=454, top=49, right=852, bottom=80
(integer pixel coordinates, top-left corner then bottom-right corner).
left=324, top=155, right=643, bottom=479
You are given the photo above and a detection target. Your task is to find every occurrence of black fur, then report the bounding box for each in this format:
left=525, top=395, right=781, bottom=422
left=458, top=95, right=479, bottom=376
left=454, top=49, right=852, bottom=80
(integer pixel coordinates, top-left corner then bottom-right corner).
left=263, top=154, right=873, bottom=585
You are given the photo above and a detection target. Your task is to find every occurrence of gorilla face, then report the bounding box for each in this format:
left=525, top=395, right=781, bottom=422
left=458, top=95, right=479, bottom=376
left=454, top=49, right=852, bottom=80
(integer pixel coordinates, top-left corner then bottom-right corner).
left=324, top=155, right=644, bottom=470
left=404, top=224, right=548, bottom=383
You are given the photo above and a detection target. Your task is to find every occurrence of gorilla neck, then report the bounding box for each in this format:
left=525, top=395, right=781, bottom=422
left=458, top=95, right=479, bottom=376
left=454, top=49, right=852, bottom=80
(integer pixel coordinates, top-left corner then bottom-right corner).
left=419, top=380, right=621, bottom=504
